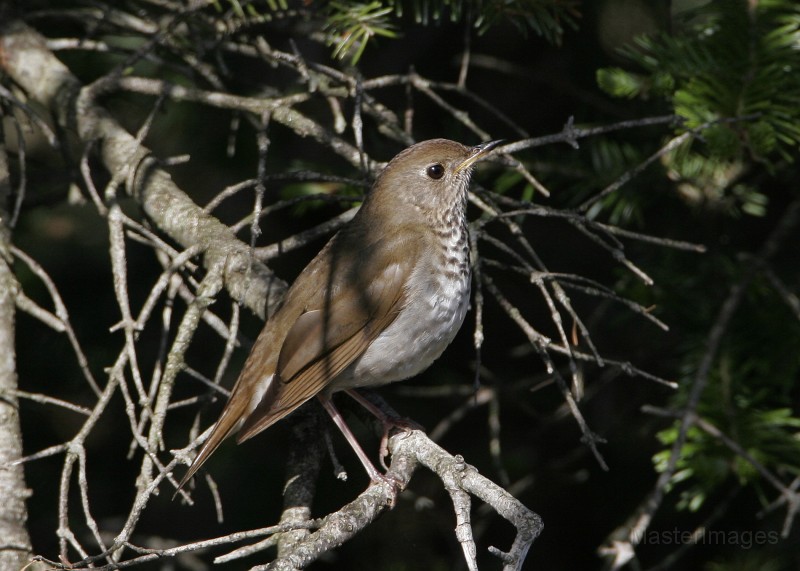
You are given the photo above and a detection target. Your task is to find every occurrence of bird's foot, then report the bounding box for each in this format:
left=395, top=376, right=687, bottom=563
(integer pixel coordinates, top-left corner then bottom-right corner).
left=378, top=417, right=424, bottom=471
left=368, top=469, right=405, bottom=507
left=343, top=389, right=425, bottom=471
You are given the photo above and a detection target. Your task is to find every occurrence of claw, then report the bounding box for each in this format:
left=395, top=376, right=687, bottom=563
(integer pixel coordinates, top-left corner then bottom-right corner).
left=370, top=471, right=405, bottom=507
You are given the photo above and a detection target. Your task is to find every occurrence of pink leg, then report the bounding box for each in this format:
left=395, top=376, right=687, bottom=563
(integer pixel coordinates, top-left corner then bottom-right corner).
left=345, top=390, right=423, bottom=470
left=318, top=394, right=397, bottom=487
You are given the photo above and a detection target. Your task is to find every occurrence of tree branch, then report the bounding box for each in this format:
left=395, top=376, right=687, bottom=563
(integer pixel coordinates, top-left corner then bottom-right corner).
left=0, top=20, right=286, bottom=320
left=0, top=104, right=42, bottom=570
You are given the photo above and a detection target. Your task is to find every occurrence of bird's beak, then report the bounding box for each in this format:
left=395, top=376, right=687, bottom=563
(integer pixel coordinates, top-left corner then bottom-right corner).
left=455, top=139, right=505, bottom=173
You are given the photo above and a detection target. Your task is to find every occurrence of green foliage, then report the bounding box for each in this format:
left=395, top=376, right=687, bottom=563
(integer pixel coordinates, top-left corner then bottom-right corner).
left=597, top=67, right=650, bottom=99
left=218, top=0, right=288, bottom=18
left=585, top=138, right=652, bottom=225
left=661, top=137, right=769, bottom=216
left=279, top=179, right=363, bottom=216
left=211, top=0, right=289, bottom=28
left=325, top=0, right=579, bottom=63
left=655, top=405, right=800, bottom=512
left=471, top=0, right=580, bottom=44
left=388, top=0, right=468, bottom=24
left=654, top=425, right=724, bottom=512
left=324, top=1, right=399, bottom=65
left=653, top=273, right=800, bottom=512
left=213, top=0, right=580, bottom=64
left=597, top=0, right=800, bottom=215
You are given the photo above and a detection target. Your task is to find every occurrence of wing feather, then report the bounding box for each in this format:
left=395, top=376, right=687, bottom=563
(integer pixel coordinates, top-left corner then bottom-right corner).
left=236, top=257, right=410, bottom=441
left=179, top=226, right=429, bottom=487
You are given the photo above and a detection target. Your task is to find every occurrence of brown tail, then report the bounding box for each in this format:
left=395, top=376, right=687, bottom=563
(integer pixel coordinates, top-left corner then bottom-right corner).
left=176, top=401, right=245, bottom=491
left=176, top=367, right=284, bottom=492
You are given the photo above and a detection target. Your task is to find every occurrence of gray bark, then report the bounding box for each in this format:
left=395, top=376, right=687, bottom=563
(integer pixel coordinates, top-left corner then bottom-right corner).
left=0, top=97, right=36, bottom=571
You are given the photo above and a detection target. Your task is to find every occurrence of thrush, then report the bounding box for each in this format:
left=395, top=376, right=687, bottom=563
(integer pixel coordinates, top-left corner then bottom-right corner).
left=179, top=138, right=501, bottom=488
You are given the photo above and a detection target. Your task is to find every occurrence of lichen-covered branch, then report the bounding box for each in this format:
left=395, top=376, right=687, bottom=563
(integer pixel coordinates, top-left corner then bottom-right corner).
left=0, top=20, right=286, bottom=320
left=0, top=104, right=37, bottom=571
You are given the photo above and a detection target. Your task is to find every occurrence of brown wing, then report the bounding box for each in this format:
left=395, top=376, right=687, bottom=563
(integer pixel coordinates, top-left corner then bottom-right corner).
left=178, top=223, right=428, bottom=490
left=236, top=259, right=407, bottom=441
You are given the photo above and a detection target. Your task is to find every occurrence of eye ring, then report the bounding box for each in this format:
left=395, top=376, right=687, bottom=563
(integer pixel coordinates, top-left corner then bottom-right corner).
left=426, top=163, right=445, bottom=180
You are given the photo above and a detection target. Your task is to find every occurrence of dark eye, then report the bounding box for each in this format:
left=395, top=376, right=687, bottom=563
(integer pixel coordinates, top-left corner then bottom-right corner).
left=426, top=163, right=445, bottom=180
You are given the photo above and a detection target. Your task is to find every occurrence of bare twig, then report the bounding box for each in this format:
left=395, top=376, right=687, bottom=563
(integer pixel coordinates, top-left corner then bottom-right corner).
left=603, top=195, right=800, bottom=565
left=1, top=10, right=746, bottom=571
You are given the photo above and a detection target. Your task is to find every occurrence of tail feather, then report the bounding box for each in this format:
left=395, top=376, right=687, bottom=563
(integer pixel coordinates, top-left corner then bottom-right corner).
left=236, top=395, right=309, bottom=444
left=235, top=364, right=316, bottom=444
left=177, top=370, right=279, bottom=491
left=177, top=402, right=245, bottom=491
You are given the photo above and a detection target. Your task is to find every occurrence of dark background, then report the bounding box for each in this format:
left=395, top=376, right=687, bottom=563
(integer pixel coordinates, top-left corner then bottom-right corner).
left=7, top=1, right=800, bottom=569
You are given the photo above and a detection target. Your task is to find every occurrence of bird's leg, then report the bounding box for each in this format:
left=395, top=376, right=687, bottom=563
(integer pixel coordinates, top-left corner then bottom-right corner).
left=318, top=394, right=402, bottom=496
left=345, top=389, right=424, bottom=470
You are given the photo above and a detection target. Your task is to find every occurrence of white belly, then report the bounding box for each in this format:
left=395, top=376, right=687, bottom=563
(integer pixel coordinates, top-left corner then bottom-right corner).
left=337, top=263, right=471, bottom=389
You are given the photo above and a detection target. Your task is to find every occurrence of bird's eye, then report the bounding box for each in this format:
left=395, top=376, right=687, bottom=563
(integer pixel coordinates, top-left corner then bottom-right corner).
left=426, top=163, right=445, bottom=180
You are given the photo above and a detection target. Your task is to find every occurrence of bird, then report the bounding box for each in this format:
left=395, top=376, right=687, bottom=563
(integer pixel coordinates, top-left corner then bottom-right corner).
left=178, top=138, right=502, bottom=489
